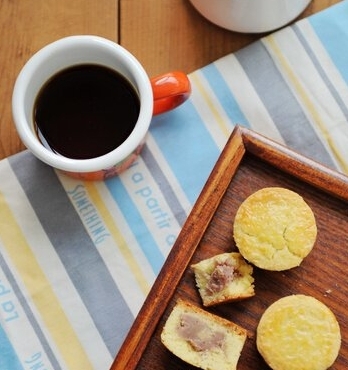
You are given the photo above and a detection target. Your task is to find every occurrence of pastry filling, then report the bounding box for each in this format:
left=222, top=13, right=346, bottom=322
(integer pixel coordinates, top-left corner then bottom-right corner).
left=177, top=313, right=225, bottom=351
left=206, top=261, right=236, bottom=294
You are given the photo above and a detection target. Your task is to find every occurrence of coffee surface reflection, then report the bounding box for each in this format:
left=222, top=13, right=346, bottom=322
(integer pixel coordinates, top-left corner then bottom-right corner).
left=34, top=64, right=140, bottom=159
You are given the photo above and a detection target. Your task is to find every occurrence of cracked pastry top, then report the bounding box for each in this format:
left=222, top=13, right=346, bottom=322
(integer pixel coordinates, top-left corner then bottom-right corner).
left=256, top=294, right=341, bottom=370
left=233, top=187, right=317, bottom=271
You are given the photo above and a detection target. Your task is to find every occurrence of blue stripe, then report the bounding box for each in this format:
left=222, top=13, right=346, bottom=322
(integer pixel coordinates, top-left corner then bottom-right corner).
left=201, top=63, right=250, bottom=127
left=235, top=40, right=337, bottom=169
left=9, top=152, right=133, bottom=355
left=294, top=23, right=348, bottom=121
left=0, top=249, right=61, bottom=370
left=105, top=176, right=165, bottom=274
left=141, top=144, right=188, bottom=227
left=149, top=100, right=220, bottom=205
left=0, top=325, right=23, bottom=370
left=309, top=1, right=348, bottom=84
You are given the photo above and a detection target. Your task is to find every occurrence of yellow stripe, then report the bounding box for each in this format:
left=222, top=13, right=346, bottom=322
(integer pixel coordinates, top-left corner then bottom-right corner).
left=265, top=35, right=348, bottom=174
left=0, top=192, right=93, bottom=370
left=191, top=72, right=231, bottom=138
left=84, top=182, right=151, bottom=295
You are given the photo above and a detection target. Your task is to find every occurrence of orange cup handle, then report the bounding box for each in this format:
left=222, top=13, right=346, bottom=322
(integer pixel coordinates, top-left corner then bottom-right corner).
left=150, top=71, right=191, bottom=115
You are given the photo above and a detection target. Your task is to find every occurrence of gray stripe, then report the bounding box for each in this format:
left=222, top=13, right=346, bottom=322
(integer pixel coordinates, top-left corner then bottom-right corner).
left=235, top=41, right=337, bottom=170
left=293, top=23, right=348, bottom=120
left=9, top=151, right=133, bottom=355
left=0, top=250, right=62, bottom=370
left=142, top=143, right=187, bottom=226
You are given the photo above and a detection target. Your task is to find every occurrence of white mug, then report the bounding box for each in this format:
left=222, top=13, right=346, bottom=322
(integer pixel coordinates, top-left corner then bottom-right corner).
left=189, top=0, right=312, bottom=33
left=12, top=35, right=191, bottom=181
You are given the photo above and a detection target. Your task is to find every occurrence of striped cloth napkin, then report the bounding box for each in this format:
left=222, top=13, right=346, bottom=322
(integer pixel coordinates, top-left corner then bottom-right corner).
left=1, top=1, right=348, bottom=369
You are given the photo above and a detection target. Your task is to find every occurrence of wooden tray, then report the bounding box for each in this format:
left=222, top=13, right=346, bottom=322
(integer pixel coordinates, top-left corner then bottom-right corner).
left=111, top=126, right=348, bottom=369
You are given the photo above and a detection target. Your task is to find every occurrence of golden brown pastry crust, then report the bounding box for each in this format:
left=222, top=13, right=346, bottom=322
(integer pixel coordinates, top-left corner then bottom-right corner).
left=233, top=187, right=317, bottom=271
left=161, top=299, right=247, bottom=370
left=191, top=252, right=254, bottom=306
left=256, top=295, right=341, bottom=370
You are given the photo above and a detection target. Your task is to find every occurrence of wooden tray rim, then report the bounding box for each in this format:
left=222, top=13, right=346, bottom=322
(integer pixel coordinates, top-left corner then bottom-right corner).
left=110, top=125, right=348, bottom=369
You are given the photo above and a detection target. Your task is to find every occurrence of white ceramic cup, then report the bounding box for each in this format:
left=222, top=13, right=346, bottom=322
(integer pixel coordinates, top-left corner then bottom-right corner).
left=12, top=35, right=191, bottom=180
left=189, top=0, right=312, bottom=33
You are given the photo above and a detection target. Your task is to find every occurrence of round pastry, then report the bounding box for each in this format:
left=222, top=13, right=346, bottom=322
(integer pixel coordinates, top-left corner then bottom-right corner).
left=256, top=295, right=341, bottom=370
left=233, top=187, right=317, bottom=271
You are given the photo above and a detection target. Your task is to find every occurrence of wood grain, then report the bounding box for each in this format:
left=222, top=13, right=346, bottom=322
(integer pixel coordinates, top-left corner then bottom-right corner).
left=111, top=126, right=348, bottom=369
left=120, top=0, right=341, bottom=76
left=0, top=0, right=341, bottom=160
left=0, top=0, right=117, bottom=160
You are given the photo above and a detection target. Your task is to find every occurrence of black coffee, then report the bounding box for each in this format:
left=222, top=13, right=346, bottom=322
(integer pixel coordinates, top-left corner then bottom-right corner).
left=34, top=64, right=140, bottom=159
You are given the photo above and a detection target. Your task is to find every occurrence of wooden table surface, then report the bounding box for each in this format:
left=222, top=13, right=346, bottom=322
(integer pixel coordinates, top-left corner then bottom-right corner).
left=0, top=0, right=341, bottom=161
